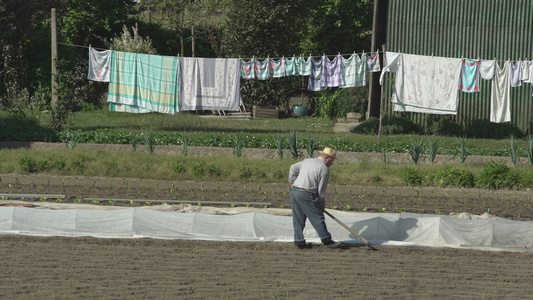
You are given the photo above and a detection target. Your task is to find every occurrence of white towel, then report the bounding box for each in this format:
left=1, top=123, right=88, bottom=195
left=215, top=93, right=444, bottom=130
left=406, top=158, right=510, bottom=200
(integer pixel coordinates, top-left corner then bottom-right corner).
left=522, top=61, right=533, bottom=83
left=179, top=57, right=241, bottom=111
left=88, top=47, right=112, bottom=82
left=391, top=53, right=462, bottom=115
left=479, top=60, right=496, bottom=80
left=510, top=61, right=522, bottom=87
left=490, top=61, right=511, bottom=123
left=379, top=51, right=400, bottom=85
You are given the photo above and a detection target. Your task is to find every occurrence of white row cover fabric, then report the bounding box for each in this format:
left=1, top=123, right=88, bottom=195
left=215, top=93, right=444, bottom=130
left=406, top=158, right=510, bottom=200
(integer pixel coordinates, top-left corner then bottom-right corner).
left=2, top=207, right=533, bottom=251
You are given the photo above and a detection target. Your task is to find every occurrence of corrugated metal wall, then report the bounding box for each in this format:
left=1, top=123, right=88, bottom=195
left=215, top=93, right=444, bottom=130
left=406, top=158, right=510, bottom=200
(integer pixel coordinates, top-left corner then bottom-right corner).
left=384, top=0, right=533, bottom=133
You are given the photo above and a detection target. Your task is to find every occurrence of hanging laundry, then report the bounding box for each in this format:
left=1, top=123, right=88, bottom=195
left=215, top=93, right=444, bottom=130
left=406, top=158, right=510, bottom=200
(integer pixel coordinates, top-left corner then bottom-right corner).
left=307, top=57, right=326, bottom=91
left=510, top=61, right=522, bottom=87
left=490, top=61, right=511, bottom=123
left=379, top=51, right=401, bottom=85
left=366, top=52, right=381, bottom=72
left=107, top=51, right=179, bottom=114
left=521, top=60, right=532, bottom=83
left=285, top=56, right=299, bottom=76
left=479, top=60, right=496, bottom=80
left=108, top=102, right=151, bottom=113
left=390, top=53, right=463, bottom=115
left=240, top=58, right=256, bottom=79
left=298, top=56, right=312, bottom=76
left=254, top=58, right=271, bottom=80
left=88, top=47, right=112, bottom=82
left=179, top=57, right=241, bottom=111
left=321, top=55, right=344, bottom=88
left=459, top=59, right=481, bottom=92
left=270, top=57, right=286, bottom=78
left=340, top=54, right=366, bottom=88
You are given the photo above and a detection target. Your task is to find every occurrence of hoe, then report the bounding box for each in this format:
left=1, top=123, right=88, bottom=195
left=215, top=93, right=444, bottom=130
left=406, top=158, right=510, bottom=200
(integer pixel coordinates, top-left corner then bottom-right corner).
left=324, top=210, right=377, bottom=251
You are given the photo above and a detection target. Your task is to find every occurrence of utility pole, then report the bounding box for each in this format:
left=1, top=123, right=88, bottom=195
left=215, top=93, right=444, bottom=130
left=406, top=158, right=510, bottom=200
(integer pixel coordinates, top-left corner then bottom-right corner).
left=367, top=0, right=388, bottom=120
left=51, top=8, right=58, bottom=108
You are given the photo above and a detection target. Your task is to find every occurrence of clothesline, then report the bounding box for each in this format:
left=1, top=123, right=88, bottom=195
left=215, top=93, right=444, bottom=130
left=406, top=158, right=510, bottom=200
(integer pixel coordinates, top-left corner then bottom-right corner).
left=61, top=42, right=530, bottom=64
left=239, top=51, right=379, bottom=60
left=58, top=41, right=378, bottom=61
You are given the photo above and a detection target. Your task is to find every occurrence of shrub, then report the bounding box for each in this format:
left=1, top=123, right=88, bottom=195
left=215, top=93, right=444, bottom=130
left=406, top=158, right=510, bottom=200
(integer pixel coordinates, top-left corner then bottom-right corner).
left=353, top=114, right=421, bottom=135
left=352, top=117, right=379, bottom=134
left=477, top=161, right=522, bottom=189
left=171, top=162, right=186, bottom=173
left=400, top=167, right=422, bottom=186
left=206, top=163, right=222, bottom=176
left=190, top=162, right=205, bottom=176
left=428, top=166, right=475, bottom=188
left=37, top=159, right=50, bottom=171
left=19, top=156, right=37, bottom=173
left=70, top=159, right=85, bottom=171
left=52, top=159, right=66, bottom=170
left=466, top=119, right=524, bottom=139
left=239, top=166, right=253, bottom=179
left=431, top=118, right=463, bottom=136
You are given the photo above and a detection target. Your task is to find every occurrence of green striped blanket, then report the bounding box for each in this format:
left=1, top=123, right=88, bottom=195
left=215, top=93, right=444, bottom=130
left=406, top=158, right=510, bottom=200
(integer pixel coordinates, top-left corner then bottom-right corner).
left=107, top=51, right=179, bottom=114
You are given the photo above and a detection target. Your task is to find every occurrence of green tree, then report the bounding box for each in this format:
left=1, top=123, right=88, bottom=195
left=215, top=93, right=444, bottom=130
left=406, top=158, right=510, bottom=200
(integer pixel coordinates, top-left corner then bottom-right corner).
left=224, top=0, right=309, bottom=110
left=302, top=0, right=374, bottom=55
left=0, top=1, right=52, bottom=103
left=57, top=0, right=137, bottom=46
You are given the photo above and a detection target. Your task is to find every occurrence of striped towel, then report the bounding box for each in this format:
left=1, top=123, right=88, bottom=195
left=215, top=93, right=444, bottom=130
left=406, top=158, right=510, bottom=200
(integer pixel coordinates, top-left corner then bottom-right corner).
left=285, top=56, right=299, bottom=76
left=308, top=57, right=326, bottom=91
left=340, top=54, right=366, bottom=88
left=270, top=57, right=286, bottom=78
left=366, top=52, right=381, bottom=72
left=321, top=55, right=344, bottom=87
left=107, top=51, right=179, bottom=114
left=254, top=58, right=271, bottom=80
left=240, top=58, right=256, bottom=79
left=298, top=56, right=312, bottom=76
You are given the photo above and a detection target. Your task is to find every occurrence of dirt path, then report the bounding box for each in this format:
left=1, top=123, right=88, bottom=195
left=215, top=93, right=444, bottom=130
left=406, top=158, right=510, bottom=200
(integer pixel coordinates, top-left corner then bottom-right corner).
left=1, top=235, right=532, bottom=299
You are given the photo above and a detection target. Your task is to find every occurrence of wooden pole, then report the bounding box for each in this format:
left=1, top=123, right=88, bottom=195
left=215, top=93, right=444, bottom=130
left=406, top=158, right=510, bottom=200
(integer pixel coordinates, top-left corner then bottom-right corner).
left=377, top=44, right=386, bottom=143
left=51, top=8, right=58, bottom=108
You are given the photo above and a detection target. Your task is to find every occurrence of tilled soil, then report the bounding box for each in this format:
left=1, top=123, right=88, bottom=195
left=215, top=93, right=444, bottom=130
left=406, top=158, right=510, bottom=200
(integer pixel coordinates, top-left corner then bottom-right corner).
left=2, top=143, right=533, bottom=299
left=1, top=174, right=533, bottom=299
left=1, top=236, right=533, bottom=299
left=2, top=173, right=533, bottom=220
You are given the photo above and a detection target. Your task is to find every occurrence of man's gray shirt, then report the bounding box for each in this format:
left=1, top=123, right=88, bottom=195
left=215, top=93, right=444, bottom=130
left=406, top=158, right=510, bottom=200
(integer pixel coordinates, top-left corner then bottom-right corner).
left=289, top=156, right=329, bottom=205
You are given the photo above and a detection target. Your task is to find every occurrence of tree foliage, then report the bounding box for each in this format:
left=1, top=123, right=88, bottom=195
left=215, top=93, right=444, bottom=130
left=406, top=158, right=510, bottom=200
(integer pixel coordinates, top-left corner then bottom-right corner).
left=302, top=0, right=374, bottom=54
left=109, top=23, right=158, bottom=54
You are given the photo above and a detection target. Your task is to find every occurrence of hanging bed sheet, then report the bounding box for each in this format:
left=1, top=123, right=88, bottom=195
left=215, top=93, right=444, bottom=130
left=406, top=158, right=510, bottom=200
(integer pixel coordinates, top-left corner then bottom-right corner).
left=107, top=51, right=179, bottom=114
left=382, top=53, right=463, bottom=115
left=179, top=57, right=241, bottom=111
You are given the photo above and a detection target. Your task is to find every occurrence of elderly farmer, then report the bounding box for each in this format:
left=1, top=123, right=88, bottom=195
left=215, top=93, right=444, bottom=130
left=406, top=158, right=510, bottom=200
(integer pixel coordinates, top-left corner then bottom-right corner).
left=288, top=147, right=342, bottom=249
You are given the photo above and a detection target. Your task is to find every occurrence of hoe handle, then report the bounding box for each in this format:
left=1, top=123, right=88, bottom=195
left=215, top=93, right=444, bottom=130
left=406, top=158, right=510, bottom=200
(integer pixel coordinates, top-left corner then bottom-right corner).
left=324, top=210, right=371, bottom=246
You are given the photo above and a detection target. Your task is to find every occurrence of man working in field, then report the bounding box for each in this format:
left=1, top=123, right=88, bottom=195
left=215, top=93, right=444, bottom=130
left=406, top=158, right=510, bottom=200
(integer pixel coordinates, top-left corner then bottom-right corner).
left=289, top=147, right=342, bottom=249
